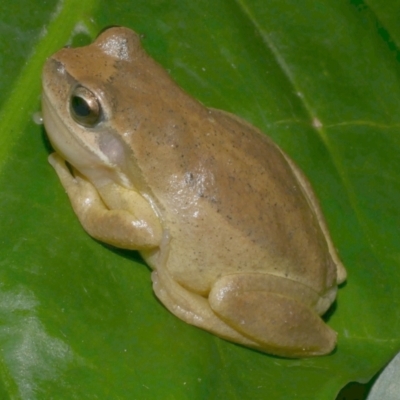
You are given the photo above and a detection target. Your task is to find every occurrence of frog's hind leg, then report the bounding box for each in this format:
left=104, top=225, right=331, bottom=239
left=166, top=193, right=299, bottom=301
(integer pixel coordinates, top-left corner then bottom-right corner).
left=152, top=266, right=336, bottom=357
left=150, top=231, right=258, bottom=348
left=151, top=267, right=259, bottom=349
left=208, top=273, right=337, bottom=358
left=151, top=233, right=337, bottom=357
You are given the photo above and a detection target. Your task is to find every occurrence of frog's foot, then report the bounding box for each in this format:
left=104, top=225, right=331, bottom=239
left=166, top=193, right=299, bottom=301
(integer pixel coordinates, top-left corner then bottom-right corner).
left=48, top=153, right=162, bottom=250
left=152, top=267, right=337, bottom=358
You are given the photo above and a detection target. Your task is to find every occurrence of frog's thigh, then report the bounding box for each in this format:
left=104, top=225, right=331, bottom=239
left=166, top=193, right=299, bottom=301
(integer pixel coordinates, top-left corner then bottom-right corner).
left=48, top=153, right=161, bottom=250
left=209, top=274, right=337, bottom=357
left=151, top=267, right=258, bottom=349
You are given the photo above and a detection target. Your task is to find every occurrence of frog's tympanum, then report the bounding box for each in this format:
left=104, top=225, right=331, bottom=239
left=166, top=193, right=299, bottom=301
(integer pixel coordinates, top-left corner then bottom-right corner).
left=42, top=27, right=346, bottom=358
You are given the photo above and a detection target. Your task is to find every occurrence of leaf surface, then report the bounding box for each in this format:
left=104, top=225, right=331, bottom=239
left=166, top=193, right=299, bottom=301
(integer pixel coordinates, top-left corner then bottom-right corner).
left=0, top=0, right=399, bottom=398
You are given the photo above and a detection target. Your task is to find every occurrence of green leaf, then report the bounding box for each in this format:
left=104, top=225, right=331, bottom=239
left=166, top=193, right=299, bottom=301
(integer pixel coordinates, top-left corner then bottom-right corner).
left=1, top=0, right=399, bottom=398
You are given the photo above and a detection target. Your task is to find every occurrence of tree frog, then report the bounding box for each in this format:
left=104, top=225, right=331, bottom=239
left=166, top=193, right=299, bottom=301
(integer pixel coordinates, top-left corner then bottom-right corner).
left=41, top=26, right=346, bottom=358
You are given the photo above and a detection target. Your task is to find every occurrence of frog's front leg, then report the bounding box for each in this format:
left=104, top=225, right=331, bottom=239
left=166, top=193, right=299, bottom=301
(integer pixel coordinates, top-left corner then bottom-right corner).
left=48, top=153, right=162, bottom=250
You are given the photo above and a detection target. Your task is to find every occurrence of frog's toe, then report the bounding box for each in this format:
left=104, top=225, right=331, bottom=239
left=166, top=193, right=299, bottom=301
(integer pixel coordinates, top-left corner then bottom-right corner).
left=209, top=281, right=337, bottom=358
left=48, top=152, right=80, bottom=187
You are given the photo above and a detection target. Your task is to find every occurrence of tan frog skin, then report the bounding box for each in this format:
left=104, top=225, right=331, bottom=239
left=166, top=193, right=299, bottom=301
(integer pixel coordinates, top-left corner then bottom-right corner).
left=41, top=26, right=346, bottom=358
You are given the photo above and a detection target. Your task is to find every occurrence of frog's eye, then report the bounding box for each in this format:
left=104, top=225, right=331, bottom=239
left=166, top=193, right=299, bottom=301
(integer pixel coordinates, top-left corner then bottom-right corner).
left=70, top=86, right=102, bottom=127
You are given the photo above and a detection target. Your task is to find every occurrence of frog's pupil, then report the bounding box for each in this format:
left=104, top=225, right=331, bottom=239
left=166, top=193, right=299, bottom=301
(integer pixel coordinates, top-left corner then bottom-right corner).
left=72, top=96, right=91, bottom=117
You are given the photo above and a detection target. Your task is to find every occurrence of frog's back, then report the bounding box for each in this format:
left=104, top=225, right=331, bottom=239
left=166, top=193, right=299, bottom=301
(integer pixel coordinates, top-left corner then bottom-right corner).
left=120, top=51, right=338, bottom=296
left=138, top=105, right=337, bottom=296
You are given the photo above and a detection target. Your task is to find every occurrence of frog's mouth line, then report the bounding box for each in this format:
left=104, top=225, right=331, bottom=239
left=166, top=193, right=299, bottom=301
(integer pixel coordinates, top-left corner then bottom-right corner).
left=42, top=93, right=92, bottom=180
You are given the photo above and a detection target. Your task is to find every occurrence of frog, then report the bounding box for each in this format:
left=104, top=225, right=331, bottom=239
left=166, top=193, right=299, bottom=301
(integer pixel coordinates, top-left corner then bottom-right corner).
left=41, top=26, right=347, bottom=358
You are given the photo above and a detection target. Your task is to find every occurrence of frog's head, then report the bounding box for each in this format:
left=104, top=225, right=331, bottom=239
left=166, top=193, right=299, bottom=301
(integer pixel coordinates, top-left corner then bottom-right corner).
left=42, top=27, right=167, bottom=190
